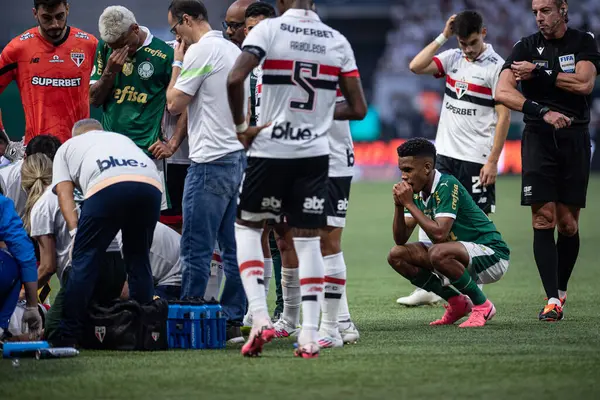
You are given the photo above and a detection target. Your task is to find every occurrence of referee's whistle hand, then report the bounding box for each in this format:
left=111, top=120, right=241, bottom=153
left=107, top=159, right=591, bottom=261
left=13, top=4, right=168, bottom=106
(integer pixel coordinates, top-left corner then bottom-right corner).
left=543, top=111, right=572, bottom=130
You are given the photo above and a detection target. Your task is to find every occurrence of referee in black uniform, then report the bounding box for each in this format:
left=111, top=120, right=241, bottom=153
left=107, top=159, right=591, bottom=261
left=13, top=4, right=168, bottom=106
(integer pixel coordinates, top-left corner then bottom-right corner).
left=495, top=0, right=600, bottom=322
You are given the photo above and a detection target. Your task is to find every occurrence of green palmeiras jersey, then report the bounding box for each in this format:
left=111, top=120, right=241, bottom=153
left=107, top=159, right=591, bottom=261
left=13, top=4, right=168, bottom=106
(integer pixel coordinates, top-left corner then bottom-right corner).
left=90, top=27, right=173, bottom=155
left=405, top=170, right=510, bottom=260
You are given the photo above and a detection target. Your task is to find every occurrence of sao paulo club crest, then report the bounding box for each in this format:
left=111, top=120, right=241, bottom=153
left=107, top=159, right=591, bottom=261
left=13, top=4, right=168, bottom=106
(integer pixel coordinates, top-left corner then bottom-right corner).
left=71, top=49, right=85, bottom=67
left=454, top=81, right=469, bottom=99
left=95, top=326, right=106, bottom=343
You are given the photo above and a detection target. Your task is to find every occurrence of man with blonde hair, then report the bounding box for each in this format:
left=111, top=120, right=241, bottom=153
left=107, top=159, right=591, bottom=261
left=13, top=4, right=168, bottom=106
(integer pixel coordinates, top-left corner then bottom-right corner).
left=89, top=5, right=182, bottom=212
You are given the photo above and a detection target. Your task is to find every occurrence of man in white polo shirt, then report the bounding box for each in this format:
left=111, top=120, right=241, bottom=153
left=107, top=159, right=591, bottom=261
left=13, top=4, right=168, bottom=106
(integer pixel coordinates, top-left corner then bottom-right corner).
left=166, top=0, right=253, bottom=339
left=50, top=118, right=162, bottom=346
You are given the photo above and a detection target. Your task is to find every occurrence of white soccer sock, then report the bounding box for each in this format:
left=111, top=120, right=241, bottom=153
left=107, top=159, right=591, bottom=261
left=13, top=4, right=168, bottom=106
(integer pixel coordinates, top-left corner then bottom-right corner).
left=294, top=237, right=324, bottom=343
left=338, top=289, right=351, bottom=322
left=320, top=252, right=347, bottom=334
left=548, top=297, right=562, bottom=306
left=235, top=223, right=269, bottom=322
left=263, top=258, right=273, bottom=298
left=281, top=267, right=300, bottom=325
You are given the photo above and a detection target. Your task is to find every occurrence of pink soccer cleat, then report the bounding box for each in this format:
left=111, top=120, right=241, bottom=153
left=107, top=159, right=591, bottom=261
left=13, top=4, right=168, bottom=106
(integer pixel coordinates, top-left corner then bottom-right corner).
left=430, top=295, right=473, bottom=326
left=294, top=342, right=320, bottom=359
left=241, top=322, right=275, bottom=357
left=459, top=299, right=496, bottom=328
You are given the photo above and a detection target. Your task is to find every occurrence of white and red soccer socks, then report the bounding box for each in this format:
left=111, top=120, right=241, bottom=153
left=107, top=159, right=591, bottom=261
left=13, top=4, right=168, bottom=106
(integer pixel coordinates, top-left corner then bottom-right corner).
left=320, top=252, right=347, bottom=334
left=235, top=223, right=269, bottom=323
left=281, top=267, right=301, bottom=326
left=263, top=258, right=273, bottom=297
left=293, top=237, right=325, bottom=344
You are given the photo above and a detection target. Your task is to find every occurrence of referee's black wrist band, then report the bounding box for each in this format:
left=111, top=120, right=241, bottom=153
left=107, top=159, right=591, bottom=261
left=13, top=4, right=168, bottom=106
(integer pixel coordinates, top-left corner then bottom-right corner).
left=522, top=99, right=549, bottom=118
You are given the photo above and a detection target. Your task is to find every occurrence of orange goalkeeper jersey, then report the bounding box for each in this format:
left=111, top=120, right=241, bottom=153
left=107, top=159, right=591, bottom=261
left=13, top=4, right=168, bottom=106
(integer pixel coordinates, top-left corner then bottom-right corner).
left=0, top=27, right=98, bottom=143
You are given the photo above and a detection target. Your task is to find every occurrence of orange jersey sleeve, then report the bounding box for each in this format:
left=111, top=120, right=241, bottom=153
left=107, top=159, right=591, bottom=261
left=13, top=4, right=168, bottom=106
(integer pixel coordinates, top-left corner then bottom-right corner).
left=0, top=38, right=19, bottom=95
left=6, top=27, right=98, bottom=143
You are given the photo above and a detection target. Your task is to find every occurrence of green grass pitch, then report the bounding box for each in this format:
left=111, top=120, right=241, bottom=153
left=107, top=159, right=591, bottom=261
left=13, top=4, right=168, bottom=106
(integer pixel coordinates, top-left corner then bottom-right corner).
left=1, top=175, right=599, bottom=399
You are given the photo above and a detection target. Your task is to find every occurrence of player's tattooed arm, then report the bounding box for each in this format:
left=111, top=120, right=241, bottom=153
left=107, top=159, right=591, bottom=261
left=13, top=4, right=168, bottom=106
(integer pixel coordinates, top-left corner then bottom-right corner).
left=334, top=76, right=367, bottom=120
left=89, top=47, right=128, bottom=107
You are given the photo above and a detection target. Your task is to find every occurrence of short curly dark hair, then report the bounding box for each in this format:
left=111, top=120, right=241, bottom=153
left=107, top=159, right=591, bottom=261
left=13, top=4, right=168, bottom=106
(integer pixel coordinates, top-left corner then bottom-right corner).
left=396, top=138, right=436, bottom=164
left=245, top=2, right=276, bottom=20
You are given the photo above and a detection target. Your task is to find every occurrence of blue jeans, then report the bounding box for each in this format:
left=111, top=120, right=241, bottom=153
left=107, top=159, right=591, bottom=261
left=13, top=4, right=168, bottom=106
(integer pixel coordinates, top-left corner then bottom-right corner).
left=180, top=150, right=246, bottom=325
left=0, top=250, right=19, bottom=330
left=59, top=182, right=162, bottom=340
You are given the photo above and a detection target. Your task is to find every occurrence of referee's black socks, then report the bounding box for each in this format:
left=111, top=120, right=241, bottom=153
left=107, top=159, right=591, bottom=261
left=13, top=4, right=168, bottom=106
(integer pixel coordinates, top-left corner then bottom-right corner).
left=533, top=228, right=559, bottom=299
left=557, top=231, right=580, bottom=293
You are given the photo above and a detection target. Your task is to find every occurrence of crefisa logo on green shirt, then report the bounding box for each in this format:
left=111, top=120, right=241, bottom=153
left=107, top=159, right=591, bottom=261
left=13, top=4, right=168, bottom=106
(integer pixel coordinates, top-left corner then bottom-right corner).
left=114, top=86, right=148, bottom=104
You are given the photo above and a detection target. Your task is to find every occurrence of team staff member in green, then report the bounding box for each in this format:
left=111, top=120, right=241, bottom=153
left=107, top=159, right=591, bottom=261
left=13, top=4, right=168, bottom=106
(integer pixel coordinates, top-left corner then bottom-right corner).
left=89, top=5, right=182, bottom=210
left=387, top=138, right=510, bottom=328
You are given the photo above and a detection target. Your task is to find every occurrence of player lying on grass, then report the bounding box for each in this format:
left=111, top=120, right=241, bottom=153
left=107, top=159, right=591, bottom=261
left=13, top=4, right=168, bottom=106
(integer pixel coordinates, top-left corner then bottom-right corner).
left=387, top=138, right=510, bottom=327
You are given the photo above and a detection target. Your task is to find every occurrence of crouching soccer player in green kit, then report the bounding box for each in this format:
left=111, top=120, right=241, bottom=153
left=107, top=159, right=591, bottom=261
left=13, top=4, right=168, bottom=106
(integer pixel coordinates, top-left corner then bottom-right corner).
left=387, top=138, right=510, bottom=327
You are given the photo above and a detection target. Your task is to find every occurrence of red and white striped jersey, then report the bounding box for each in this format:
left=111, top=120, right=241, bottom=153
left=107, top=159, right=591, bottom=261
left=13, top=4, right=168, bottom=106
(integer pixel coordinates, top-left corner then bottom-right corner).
left=432, top=45, right=504, bottom=164
left=329, top=88, right=354, bottom=177
left=241, top=8, right=359, bottom=159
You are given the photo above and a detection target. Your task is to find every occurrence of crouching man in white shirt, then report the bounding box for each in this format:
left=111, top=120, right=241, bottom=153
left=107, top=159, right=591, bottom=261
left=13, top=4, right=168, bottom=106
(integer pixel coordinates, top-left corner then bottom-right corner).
left=51, top=119, right=163, bottom=347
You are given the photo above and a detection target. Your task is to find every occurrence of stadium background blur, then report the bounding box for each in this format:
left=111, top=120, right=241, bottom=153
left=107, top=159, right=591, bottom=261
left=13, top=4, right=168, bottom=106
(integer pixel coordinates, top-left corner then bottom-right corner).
left=2, top=0, right=600, bottom=180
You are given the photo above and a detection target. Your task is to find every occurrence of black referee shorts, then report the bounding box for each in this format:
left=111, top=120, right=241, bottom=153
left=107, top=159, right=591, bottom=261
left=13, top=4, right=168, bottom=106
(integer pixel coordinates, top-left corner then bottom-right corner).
left=521, top=126, right=591, bottom=208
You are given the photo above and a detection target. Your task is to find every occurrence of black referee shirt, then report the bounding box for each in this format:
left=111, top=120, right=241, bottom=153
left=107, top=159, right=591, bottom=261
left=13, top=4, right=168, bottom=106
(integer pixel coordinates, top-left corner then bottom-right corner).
left=502, top=28, right=600, bottom=129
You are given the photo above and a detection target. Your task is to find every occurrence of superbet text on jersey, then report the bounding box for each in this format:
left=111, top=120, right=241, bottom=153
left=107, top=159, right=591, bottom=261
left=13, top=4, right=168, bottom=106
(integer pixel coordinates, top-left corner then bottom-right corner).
left=432, top=45, right=504, bottom=165
left=0, top=27, right=98, bottom=143
left=241, top=9, right=359, bottom=159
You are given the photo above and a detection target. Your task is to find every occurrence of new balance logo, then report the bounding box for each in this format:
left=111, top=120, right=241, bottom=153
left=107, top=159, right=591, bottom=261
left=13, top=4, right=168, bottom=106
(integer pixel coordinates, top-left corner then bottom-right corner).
left=303, top=196, right=325, bottom=214
left=261, top=196, right=282, bottom=212
left=523, top=186, right=532, bottom=196
left=96, top=157, right=148, bottom=172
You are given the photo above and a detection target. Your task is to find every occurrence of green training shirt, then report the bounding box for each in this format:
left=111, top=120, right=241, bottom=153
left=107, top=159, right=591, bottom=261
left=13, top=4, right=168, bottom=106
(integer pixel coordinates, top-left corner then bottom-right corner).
left=405, top=171, right=510, bottom=260
left=91, top=28, right=173, bottom=155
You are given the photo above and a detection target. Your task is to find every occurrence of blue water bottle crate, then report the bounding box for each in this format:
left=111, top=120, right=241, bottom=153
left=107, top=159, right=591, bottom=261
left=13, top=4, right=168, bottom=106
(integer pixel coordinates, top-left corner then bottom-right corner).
left=203, top=301, right=227, bottom=349
left=167, top=300, right=206, bottom=350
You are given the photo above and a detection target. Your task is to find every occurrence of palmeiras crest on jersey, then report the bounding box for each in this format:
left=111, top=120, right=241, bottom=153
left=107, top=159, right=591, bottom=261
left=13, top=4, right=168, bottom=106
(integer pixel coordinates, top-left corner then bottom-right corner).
left=71, top=49, right=85, bottom=67
left=95, top=326, right=106, bottom=343
left=455, top=81, right=469, bottom=99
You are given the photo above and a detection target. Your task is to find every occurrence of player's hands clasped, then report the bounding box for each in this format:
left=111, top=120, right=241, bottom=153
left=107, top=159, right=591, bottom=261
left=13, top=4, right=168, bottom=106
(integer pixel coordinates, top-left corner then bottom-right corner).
left=442, top=14, right=457, bottom=38
left=106, top=46, right=129, bottom=74
left=393, top=181, right=413, bottom=207
left=543, top=111, right=572, bottom=130
left=511, top=61, right=536, bottom=81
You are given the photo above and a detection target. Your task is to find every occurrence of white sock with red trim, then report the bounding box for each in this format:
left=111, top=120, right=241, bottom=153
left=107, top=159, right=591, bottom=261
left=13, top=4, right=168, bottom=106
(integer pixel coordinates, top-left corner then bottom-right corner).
left=235, top=223, right=269, bottom=322
left=320, top=252, right=347, bottom=334
left=294, top=237, right=324, bottom=344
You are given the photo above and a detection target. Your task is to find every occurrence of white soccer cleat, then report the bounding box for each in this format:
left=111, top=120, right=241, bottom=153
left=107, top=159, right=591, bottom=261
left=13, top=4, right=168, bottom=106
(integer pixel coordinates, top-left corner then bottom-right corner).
left=318, top=329, right=344, bottom=348
left=396, top=288, right=442, bottom=306
left=273, top=318, right=300, bottom=338
left=338, top=320, right=359, bottom=344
